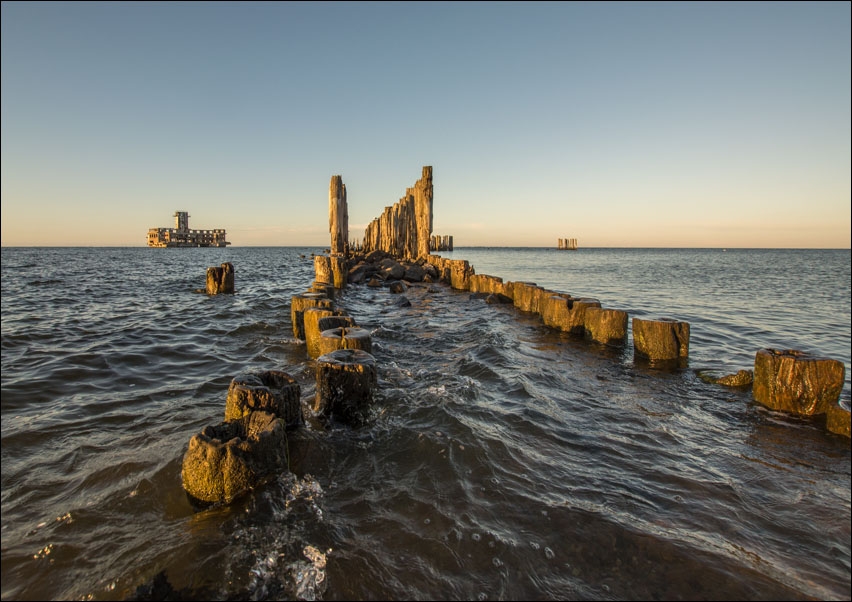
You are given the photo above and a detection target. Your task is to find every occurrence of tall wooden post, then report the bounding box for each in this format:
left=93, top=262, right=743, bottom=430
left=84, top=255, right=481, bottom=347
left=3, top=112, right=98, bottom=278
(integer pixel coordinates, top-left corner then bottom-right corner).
left=329, top=175, right=348, bottom=255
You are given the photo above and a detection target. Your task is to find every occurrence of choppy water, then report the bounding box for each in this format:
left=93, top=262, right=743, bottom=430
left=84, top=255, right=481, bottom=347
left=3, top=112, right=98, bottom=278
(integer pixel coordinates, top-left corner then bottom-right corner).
left=1, top=246, right=849, bottom=601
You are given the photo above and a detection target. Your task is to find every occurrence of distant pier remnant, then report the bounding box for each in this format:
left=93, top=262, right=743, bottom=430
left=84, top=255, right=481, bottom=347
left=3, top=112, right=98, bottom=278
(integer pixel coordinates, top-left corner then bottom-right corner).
left=632, top=317, right=690, bottom=365
left=430, top=235, right=453, bottom=252
left=206, top=262, right=235, bottom=294
left=558, top=238, right=578, bottom=250
left=752, top=349, right=845, bottom=416
left=329, top=175, right=348, bottom=255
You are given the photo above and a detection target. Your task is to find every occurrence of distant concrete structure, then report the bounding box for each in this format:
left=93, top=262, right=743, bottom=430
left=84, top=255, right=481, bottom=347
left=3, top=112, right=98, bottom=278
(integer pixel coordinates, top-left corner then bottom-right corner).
left=147, top=211, right=230, bottom=247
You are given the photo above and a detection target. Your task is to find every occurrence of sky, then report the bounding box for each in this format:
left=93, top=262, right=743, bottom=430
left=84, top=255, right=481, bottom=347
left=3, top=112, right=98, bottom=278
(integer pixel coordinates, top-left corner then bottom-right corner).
left=1, top=1, right=850, bottom=248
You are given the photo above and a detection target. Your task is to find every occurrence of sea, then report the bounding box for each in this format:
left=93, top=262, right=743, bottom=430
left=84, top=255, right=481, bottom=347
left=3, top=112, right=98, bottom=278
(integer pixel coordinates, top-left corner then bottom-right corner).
left=1, top=246, right=849, bottom=601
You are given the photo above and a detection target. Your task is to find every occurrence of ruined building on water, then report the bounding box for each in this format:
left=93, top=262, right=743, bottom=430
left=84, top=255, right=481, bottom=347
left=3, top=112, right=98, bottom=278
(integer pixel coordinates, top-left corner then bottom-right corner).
left=147, top=211, right=230, bottom=247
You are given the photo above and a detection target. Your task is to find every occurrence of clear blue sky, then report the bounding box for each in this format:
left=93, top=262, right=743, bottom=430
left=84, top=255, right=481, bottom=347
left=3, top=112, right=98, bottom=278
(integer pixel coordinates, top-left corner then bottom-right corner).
left=2, top=1, right=850, bottom=248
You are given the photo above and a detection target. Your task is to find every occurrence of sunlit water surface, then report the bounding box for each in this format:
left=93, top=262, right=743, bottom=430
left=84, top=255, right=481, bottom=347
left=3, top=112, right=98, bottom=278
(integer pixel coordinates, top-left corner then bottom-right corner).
left=1, top=247, right=849, bottom=601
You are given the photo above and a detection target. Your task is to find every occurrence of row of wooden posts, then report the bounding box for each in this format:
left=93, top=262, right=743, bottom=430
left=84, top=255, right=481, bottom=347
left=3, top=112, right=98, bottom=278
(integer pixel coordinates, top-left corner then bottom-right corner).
left=184, top=166, right=847, bottom=507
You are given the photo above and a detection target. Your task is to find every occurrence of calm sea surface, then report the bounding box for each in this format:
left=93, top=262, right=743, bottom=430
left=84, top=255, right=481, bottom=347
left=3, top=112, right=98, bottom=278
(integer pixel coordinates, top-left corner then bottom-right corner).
left=1, top=247, right=849, bottom=601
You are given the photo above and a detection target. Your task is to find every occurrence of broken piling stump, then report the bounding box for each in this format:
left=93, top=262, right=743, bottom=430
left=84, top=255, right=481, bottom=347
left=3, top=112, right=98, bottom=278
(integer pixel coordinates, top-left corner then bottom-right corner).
left=291, top=292, right=333, bottom=340
left=633, top=317, right=690, bottom=366
left=224, top=370, right=302, bottom=428
left=206, top=262, right=235, bottom=295
left=316, top=326, right=373, bottom=357
left=752, top=348, right=845, bottom=416
left=314, top=349, right=378, bottom=424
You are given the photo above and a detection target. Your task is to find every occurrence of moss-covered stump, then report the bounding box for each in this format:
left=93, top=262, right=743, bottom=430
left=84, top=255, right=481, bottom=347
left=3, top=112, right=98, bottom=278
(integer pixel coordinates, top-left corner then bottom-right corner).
left=511, top=282, right=545, bottom=314
left=317, top=326, right=373, bottom=357
left=540, top=296, right=601, bottom=335
left=450, top=259, right=473, bottom=291
left=224, top=370, right=303, bottom=427
left=752, top=349, right=845, bottom=416
left=314, top=255, right=333, bottom=285
left=291, top=293, right=333, bottom=339
left=314, top=349, right=378, bottom=424
left=825, top=401, right=850, bottom=438
left=206, top=262, right=235, bottom=295
left=633, top=318, right=690, bottom=365
left=181, top=411, right=288, bottom=506
left=330, top=255, right=348, bottom=289
left=584, top=307, right=628, bottom=346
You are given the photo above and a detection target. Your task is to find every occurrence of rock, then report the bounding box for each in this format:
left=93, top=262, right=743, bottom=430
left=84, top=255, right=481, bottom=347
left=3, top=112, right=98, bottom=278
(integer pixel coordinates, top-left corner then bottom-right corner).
left=389, top=281, right=407, bottom=294
left=224, top=370, right=302, bottom=427
left=403, top=263, right=426, bottom=282
left=485, top=293, right=514, bottom=304
left=367, top=277, right=383, bottom=288
left=392, top=295, right=412, bottom=308
left=379, top=258, right=405, bottom=280
left=181, top=411, right=288, bottom=505
left=753, top=348, right=845, bottom=416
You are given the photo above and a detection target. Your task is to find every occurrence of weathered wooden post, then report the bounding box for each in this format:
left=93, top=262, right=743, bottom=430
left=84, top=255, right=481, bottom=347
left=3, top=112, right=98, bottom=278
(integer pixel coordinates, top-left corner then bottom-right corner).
left=584, top=307, right=629, bottom=347
left=512, top=282, right=546, bottom=314
left=291, top=292, right=333, bottom=340
left=314, top=349, right=378, bottom=425
left=224, top=370, right=302, bottom=428
left=206, top=262, right=235, bottom=294
left=330, top=255, right=348, bottom=288
left=632, top=317, right=690, bottom=366
left=450, top=259, right=473, bottom=291
left=304, top=307, right=338, bottom=359
left=314, top=255, right=333, bottom=285
left=826, top=401, right=850, bottom=438
left=316, top=326, right=373, bottom=357
left=329, top=175, right=348, bottom=256
left=752, top=349, right=845, bottom=416
left=181, top=411, right=288, bottom=505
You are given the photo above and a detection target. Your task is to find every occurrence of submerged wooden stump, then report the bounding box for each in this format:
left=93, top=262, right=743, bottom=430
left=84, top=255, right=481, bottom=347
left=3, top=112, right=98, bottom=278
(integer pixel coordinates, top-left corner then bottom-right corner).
left=316, top=326, right=372, bottom=357
left=291, top=293, right=333, bottom=339
left=317, top=315, right=357, bottom=332
left=314, top=349, right=378, bottom=424
left=752, top=348, right=845, bottom=416
left=633, top=317, right=690, bottom=365
left=584, top=307, right=628, bottom=347
left=181, top=411, right=288, bottom=505
left=225, top=370, right=302, bottom=427
left=206, top=262, right=235, bottom=295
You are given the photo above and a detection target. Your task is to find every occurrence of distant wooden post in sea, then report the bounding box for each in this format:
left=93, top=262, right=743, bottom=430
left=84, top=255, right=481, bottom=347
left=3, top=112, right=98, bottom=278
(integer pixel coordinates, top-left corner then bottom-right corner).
left=558, top=238, right=578, bottom=250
